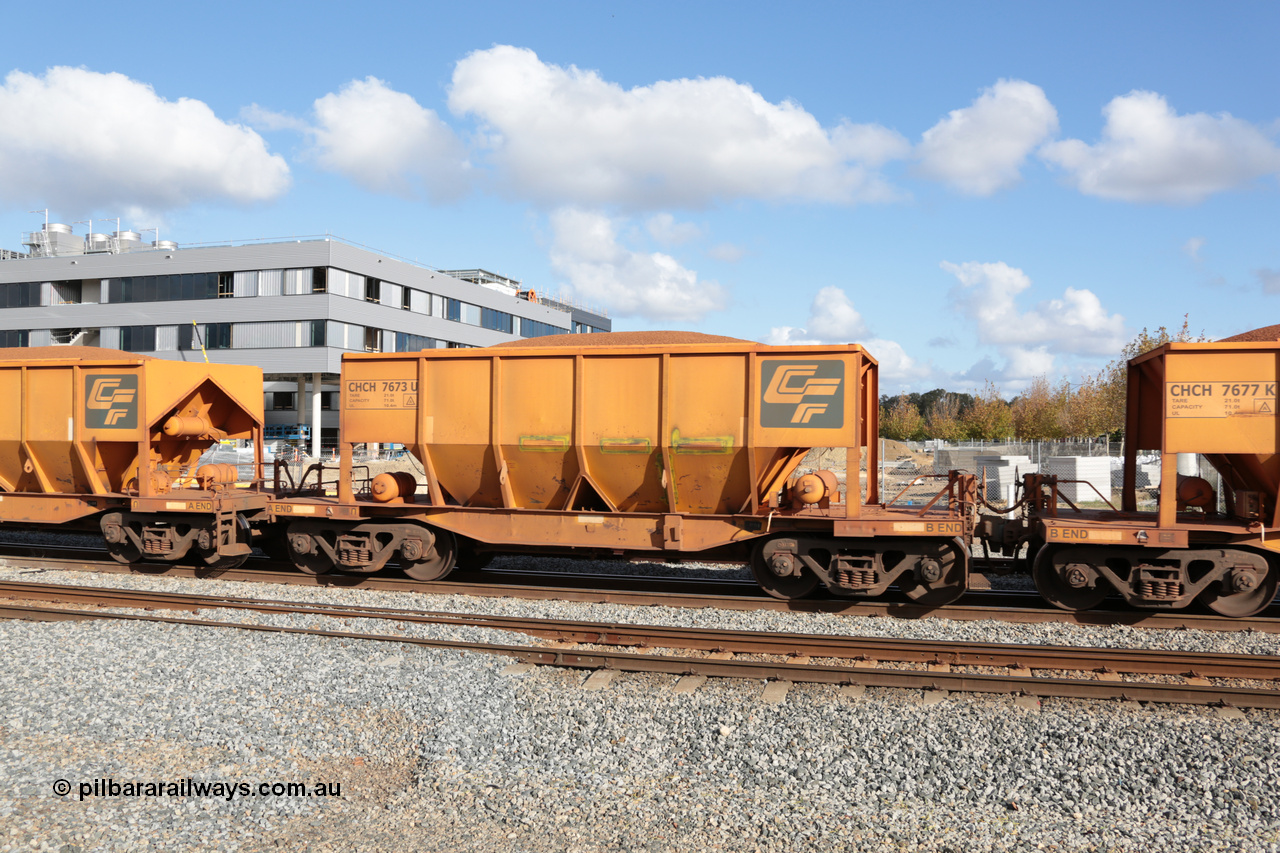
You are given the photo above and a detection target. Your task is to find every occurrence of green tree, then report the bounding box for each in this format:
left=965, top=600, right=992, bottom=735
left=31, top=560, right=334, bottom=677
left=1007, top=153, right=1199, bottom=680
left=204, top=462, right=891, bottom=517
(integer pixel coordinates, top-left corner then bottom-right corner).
left=961, top=382, right=1014, bottom=440
left=879, top=393, right=925, bottom=440
left=924, top=393, right=967, bottom=441
left=1012, top=376, right=1064, bottom=439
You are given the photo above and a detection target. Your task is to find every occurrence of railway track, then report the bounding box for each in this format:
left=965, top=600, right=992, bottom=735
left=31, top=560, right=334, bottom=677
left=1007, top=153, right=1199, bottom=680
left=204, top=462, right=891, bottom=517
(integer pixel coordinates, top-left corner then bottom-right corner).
left=2, top=579, right=1279, bottom=709
left=2, top=540, right=1278, bottom=633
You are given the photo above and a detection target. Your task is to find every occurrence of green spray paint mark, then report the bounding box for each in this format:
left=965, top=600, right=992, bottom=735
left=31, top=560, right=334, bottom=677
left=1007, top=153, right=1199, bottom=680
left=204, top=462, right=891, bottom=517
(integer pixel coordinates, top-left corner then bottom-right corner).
left=518, top=435, right=570, bottom=452
left=600, top=437, right=652, bottom=454
left=671, top=428, right=734, bottom=455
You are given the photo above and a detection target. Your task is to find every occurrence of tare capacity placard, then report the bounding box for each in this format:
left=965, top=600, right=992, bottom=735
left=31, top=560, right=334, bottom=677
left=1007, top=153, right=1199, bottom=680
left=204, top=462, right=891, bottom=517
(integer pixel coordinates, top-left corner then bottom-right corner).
left=345, top=379, right=419, bottom=410
left=1165, top=381, right=1277, bottom=418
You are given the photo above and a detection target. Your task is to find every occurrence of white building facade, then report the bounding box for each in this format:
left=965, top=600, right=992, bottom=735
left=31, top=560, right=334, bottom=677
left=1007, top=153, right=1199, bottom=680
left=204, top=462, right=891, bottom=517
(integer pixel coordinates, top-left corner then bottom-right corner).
left=0, top=226, right=610, bottom=454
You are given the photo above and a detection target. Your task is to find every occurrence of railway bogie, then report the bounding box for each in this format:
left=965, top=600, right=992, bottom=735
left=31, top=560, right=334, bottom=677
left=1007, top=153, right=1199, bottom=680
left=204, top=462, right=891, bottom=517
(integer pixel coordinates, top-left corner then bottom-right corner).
left=751, top=535, right=967, bottom=604
left=1033, top=543, right=1277, bottom=616
left=284, top=519, right=457, bottom=580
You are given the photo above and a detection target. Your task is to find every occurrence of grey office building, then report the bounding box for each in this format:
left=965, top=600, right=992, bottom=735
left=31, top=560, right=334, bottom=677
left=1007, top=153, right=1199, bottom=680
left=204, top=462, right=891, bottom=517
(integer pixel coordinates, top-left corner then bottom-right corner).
left=0, top=224, right=610, bottom=454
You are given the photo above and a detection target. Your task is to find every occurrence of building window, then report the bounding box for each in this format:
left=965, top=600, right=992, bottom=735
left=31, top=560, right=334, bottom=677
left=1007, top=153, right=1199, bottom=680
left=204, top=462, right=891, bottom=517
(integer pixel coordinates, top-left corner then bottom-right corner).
left=0, top=282, right=42, bottom=307
left=217, top=272, right=234, bottom=298
left=0, top=329, right=29, bottom=347
left=120, top=325, right=157, bottom=352
left=312, top=267, right=327, bottom=293
left=321, top=392, right=334, bottom=410
left=365, top=278, right=380, bottom=303
left=206, top=323, right=232, bottom=350
left=521, top=319, right=570, bottom=338
left=481, top=307, right=513, bottom=334
left=309, top=320, right=325, bottom=347
left=272, top=391, right=296, bottom=411
left=402, top=288, right=412, bottom=310
left=109, top=273, right=219, bottom=304
left=363, top=327, right=380, bottom=352
left=51, top=328, right=82, bottom=344
left=395, top=332, right=436, bottom=352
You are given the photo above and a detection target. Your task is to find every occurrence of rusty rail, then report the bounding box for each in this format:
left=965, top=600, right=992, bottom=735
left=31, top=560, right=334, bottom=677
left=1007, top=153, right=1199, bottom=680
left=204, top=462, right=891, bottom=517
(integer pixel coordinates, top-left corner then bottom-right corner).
left=1, top=580, right=1279, bottom=707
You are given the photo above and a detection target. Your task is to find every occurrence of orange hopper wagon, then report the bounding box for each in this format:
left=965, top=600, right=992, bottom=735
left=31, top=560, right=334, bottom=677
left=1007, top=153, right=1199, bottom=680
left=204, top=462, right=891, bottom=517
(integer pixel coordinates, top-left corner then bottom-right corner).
left=272, top=333, right=978, bottom=603
left=0, top=346, right=267, bottom=566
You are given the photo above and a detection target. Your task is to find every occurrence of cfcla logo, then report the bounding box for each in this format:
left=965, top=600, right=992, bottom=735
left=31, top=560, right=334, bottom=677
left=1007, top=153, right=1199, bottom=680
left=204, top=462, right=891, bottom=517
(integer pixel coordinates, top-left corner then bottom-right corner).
left=86, top=375, right=138, bottom=429
left=763, top=366, right=842, bottom=423
left=759, top=360, right=845, bottom=429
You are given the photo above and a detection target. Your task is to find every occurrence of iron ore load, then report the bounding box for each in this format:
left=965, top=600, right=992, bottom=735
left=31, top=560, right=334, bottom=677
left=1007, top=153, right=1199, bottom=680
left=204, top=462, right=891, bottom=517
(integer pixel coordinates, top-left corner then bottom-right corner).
left=271, top=332, right=976, bottom=604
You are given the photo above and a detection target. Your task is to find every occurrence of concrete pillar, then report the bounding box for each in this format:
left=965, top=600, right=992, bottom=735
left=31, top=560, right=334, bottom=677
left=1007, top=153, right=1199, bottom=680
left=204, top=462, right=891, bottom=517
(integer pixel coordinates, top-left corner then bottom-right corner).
left=296, top=374, right=306, bottom=429
left=312, top=372, right=322, bottom=459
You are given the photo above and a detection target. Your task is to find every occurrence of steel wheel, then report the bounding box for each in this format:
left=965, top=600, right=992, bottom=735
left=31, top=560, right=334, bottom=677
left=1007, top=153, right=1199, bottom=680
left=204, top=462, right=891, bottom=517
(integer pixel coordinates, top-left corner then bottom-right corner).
left=897, top=540, right=966, bottom=606
left=106, top=540, right=142, bottom=564
left=750, top=541, right=819, bottom=600
left=101, top=513, right=140, bottom=564
left=288, top=529, right=333, bottom=575
left=402, top=528, right=457, bottom=581
left=1033, top=546, right=1108, bottom=612
left=1199, top=563, right=1279, bottom=618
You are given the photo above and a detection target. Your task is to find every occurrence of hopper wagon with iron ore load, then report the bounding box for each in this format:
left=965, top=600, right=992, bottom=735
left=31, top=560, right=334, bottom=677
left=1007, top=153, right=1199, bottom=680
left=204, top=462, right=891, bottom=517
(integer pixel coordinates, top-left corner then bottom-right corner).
left=985, top=331, right=1280, bottom=617
left=268, top=332, right=980, bottom=603
left=0, top=347, right=268, bottom=567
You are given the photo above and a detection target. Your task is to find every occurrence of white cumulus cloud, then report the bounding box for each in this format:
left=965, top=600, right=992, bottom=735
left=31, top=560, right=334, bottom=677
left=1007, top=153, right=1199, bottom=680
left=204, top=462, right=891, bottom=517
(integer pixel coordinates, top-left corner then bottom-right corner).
left=645, top=213, right=703, bottom=245
left=862, top=338, right=937, bottom=385
left=0, top=66, right=289, bottom=213
left=916, top=79, right=1059, bottom=195
left=549, top=208, right=728, bottom=322
left=765, top=288, right=936, bottom=386
left=448, top=45, right=910, bottom=209
left=309, top=77, right=470, bottom=201
left=1040, top=90, right=1280, bottom=203
left=941, top=260, right=1126, bottom=378
left=766, top=286, right=868, bottom=345
left=1183, top=236, right=1206, bottom=261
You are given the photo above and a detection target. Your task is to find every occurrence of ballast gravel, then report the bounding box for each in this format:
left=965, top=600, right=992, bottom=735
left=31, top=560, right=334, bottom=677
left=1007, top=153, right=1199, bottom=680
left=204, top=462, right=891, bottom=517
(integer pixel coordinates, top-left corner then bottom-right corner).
left=0, top=562, right=1278, bottom=852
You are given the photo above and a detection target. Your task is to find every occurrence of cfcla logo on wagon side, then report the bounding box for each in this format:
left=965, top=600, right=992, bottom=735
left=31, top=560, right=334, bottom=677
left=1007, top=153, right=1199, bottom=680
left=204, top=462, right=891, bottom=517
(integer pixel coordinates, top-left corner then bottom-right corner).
left=760, top=360, right=844, bottom=428
left=86, top=375, right=138, bottom=429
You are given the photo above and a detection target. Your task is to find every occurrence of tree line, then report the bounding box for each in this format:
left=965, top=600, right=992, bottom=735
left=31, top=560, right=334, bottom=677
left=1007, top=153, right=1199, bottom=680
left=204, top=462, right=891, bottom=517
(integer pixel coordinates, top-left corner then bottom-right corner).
left=879, top=320, right=1203, bottom=441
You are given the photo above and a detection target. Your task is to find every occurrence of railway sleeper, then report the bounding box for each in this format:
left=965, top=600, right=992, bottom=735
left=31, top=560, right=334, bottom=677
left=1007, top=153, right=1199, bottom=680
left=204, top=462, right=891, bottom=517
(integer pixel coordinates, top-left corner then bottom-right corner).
left=1035, top=545, right=1278, bottom=617
left=100, top=511, right=250, bottom=566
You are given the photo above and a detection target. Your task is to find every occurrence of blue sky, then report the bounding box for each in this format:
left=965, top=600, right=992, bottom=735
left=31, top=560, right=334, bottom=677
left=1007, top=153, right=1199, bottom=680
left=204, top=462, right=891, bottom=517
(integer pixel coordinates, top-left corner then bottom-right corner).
left=2, top=1, right=1277, bottom=392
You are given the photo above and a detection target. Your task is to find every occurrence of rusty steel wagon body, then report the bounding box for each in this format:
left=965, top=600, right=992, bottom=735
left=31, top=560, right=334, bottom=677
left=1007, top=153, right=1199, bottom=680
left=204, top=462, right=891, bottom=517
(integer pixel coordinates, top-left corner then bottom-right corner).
left=269, top=335, right=979, bottom=603
left=0, top=347, right=268, bottom=567
left=994, top=339, right=1280, bottom=617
